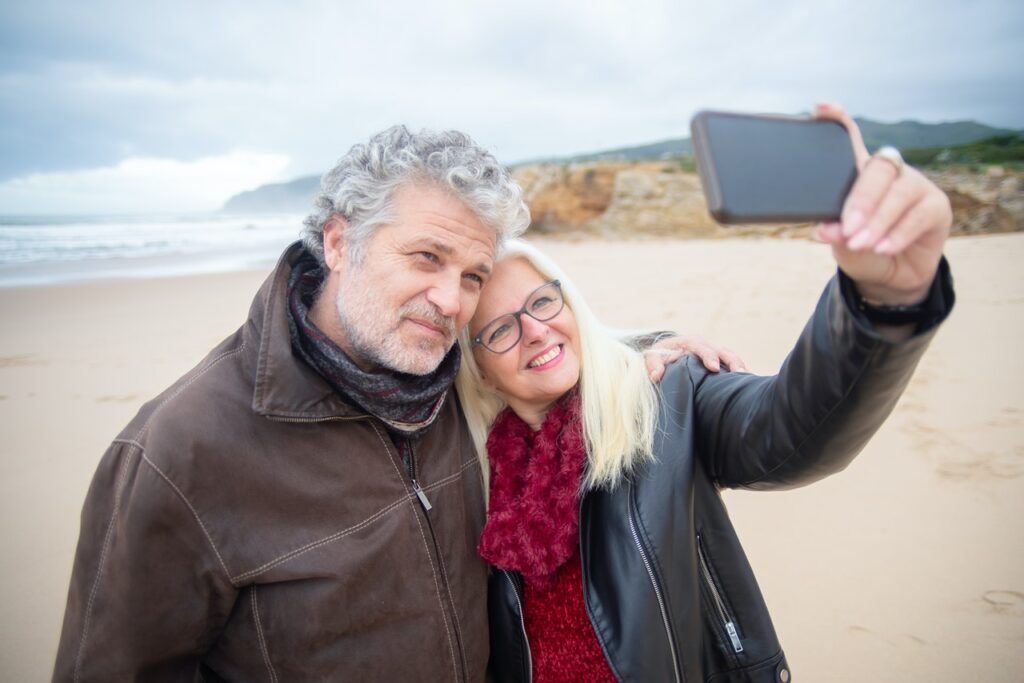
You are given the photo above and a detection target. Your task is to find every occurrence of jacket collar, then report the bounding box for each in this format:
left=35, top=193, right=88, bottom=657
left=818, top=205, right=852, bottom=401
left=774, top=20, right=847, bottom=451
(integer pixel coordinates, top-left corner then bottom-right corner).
left=248, top=241, right=365, bottom=421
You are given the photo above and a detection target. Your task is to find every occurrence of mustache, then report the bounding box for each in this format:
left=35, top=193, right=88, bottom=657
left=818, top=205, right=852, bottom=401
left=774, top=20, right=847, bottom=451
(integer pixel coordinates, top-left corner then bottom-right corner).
left=401, top=300, right=456, bottom=338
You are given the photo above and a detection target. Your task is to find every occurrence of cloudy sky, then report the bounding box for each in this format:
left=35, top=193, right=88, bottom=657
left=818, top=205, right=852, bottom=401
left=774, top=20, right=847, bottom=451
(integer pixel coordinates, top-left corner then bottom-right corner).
left=1, top=0, right=1021, bottom=214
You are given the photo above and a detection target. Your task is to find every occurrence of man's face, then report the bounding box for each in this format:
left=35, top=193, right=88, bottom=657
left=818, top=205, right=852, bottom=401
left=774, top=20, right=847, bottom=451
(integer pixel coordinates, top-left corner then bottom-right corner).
left=332, top=183, right=497, bottom=375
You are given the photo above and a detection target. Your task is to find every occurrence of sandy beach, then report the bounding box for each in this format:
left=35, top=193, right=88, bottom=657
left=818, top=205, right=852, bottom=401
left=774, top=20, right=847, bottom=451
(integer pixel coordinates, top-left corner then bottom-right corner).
left=1, top=234, right=1021, bottom=681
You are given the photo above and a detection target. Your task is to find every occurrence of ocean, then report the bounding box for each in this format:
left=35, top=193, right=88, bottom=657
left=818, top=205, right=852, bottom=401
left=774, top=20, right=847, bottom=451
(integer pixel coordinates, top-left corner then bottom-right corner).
left=0, top=213, right=306, bottom=287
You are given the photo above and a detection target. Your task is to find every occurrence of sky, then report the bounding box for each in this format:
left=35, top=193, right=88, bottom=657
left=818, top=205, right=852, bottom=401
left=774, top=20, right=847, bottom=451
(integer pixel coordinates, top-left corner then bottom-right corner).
left=1, top=0, right=1022, bottom=214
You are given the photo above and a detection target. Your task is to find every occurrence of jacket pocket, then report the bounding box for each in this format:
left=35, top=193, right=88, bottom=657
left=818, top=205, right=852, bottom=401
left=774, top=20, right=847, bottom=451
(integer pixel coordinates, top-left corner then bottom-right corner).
left=697, top=533, right=744, bottom=661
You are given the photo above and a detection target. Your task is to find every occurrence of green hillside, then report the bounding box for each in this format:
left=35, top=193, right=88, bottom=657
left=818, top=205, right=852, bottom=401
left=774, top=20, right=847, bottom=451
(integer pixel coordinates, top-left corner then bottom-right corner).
left=901, top=134, right=1024, bottom=168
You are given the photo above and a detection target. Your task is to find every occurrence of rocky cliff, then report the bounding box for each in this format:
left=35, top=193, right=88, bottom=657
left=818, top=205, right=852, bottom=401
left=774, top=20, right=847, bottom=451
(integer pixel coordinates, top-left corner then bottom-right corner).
left=512, top=162, right=1023, bottom=239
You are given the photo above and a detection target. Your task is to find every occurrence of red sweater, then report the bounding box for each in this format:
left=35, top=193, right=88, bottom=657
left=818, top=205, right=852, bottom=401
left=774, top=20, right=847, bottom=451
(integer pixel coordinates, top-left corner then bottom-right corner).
left=479, top=399, right=616, bottom=680
left=521, top=547, right=617, bottom=682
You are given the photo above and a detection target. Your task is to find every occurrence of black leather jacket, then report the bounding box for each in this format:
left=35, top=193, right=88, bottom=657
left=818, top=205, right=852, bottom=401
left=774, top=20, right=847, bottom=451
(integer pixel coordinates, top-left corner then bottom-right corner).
left=488, top=265, right=953, bottom=683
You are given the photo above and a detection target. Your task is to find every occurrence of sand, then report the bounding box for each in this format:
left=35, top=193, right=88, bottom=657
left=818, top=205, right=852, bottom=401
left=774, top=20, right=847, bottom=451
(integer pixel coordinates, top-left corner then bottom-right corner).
left=1, top=235, right=1021, bottom=681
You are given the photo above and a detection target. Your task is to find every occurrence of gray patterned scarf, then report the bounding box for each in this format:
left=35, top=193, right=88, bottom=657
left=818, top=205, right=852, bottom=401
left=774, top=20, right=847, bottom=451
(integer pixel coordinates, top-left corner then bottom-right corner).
left=287, top=253, right=459, bottom=439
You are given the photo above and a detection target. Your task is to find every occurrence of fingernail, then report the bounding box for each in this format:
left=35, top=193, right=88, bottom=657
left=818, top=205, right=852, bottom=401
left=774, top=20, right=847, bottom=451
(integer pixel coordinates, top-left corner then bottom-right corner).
left=847, top=230, right=872, bottom=250
left=874, top=238, right=895, bottom=254
left=842, top=210, right=865, bottom=236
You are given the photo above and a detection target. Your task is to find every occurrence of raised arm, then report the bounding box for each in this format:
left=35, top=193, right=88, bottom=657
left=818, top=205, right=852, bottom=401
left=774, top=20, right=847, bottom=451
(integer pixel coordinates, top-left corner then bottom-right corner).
left=684, top=103, right=954, bottom=489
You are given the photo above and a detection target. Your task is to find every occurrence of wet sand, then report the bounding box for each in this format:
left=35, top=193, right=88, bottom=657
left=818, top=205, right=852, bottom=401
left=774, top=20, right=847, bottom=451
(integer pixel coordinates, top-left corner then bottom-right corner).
left=1, top=235, right=1021, bottom=680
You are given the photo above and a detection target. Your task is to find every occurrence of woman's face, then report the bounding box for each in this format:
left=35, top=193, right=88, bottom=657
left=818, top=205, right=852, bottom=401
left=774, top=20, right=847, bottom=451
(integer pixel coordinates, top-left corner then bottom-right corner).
left=470, top=258, right=581, bottom=424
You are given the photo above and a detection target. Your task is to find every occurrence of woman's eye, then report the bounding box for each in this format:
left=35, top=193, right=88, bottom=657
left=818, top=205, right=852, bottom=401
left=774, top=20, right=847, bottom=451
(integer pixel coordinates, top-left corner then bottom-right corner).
left=488, top=323, right=513, bottom=344
left=531, top=296, right=555, bottom=310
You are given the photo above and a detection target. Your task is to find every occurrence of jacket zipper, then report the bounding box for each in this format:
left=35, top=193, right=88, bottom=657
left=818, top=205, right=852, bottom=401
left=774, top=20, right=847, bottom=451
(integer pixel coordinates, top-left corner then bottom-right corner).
left=626, top=485, right=684, bottom=683
left=504, top=570, right=533, bottom=683
left=401, top=439, right=433, bottom=511
left=403, top=439, right=464, bottom=681
left=696, top=534, right=744, bottom=654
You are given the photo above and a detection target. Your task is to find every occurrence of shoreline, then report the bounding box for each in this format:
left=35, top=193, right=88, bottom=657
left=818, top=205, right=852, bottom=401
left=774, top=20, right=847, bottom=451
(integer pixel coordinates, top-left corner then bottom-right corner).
left=0, top=242, right=292, bottom=289
left=1, top=235, right=1022, bottom=681
left=2, top=230, right=1018, bottom=289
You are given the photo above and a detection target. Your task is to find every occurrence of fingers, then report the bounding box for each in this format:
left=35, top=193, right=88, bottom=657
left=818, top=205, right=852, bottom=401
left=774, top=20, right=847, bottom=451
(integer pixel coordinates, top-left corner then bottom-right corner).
left=647, top=358, right=665, bottom=383
left=815, top=102, right=870, bottom=167
left=874, top=190, right=952, bottom=256
left=691, top=346, right=721, bottom=373
left=644, top=348, right=683, bottom=383
left=646, top=334, right=750, bottom=378
left=846, top=170, right=927, bottom=250
left=815, top=221, right=843, bottom=245
left=841, top=154, right=898, bottom=237
left=718, top=348, right=749, bottom=373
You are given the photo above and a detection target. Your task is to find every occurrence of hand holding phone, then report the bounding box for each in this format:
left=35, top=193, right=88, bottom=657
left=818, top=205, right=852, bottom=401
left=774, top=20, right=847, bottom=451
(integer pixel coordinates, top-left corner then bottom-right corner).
left=690, top=110, right=858, bottom=224
left=691, top=103, right=952, bottom=325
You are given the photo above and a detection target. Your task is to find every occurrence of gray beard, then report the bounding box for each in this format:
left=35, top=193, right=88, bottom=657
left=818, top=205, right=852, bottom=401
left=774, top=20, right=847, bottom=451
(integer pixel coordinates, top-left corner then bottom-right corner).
left=334, top=276, right=455, bottom=376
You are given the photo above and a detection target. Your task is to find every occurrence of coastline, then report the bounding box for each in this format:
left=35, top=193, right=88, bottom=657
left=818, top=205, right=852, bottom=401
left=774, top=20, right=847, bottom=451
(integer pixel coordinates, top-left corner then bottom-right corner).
left=1, top=235, right=1021, bottom=681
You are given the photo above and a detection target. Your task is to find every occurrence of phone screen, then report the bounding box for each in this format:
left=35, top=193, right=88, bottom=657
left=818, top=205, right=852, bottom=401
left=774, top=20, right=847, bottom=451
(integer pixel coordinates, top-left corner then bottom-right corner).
left=691, top=111, right=858, bottom=224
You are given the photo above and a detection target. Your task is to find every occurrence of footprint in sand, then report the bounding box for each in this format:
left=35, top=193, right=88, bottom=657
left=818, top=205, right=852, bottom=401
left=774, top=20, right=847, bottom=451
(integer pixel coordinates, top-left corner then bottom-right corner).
left=981, top=590, right=1024, bottom=617
left=0, top=354, right=47, bottom=368
left=935, top=449, right=1024, bottom=482
left=848, top=625, right=928, bottom=646
left=903, top=419, right=1024, bottom=482
left=95, top=394, right=141, bottom=403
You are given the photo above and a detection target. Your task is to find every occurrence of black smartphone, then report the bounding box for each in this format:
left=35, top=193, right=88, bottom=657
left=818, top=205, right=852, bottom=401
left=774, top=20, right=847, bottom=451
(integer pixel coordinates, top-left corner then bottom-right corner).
left=690, top=110, right=858, bottom=224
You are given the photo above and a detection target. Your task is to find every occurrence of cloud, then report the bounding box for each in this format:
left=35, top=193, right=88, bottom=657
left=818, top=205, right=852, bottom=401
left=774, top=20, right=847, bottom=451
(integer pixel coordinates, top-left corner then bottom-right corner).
left=1, top=0, right=1022, bottom=213
left=0, top=152, right=291, bottom=214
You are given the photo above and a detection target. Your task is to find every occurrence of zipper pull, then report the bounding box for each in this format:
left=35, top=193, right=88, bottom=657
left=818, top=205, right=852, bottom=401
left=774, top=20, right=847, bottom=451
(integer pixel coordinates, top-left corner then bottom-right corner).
left=411, top=478, right=433, bottom=511
left=725, top=621, right=744, bottom=653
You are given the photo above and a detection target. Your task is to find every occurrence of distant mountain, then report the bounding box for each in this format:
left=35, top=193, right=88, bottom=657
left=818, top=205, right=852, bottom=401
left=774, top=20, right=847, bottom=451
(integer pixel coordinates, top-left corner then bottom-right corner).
left=222, top=117, right=1020, bottom=212
left=222, top=175, right=320, bottom=213
left=518, top=138, right=694, bottom=166
left=520, top=117, right=1018, bottom=166
left=856, top=119, right=1018, bottom=152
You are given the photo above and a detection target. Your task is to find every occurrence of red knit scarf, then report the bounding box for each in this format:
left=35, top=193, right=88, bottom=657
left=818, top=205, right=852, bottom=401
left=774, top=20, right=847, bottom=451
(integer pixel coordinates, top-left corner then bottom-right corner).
left=477, top=393, right=586, bottom=589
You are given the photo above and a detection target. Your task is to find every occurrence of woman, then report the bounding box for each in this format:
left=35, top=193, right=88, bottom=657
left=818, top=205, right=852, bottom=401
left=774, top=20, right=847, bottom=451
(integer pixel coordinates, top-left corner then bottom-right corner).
left=454, top=105, right=955, bottom=682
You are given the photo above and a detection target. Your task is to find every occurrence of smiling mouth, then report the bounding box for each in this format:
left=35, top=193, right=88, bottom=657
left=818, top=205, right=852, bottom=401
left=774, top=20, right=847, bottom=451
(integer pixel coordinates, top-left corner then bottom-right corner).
left=528, top=345, right=562, bottom=368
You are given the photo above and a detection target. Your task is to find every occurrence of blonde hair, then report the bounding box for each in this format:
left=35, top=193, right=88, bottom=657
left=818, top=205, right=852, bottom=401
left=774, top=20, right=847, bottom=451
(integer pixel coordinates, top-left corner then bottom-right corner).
left=456, top=240, right=659, bottom=497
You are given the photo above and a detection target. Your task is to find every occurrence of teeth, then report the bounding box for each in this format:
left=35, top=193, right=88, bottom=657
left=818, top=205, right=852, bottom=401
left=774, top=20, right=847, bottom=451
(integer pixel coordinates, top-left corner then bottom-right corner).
left=529, top=345, right=561, bottom=368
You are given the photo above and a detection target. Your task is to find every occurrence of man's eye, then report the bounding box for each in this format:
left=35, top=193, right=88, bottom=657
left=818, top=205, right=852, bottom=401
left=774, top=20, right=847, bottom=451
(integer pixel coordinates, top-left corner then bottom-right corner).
left=464, top=273, right=483, bottom=286
left=416, top=252, right=439, bottom=263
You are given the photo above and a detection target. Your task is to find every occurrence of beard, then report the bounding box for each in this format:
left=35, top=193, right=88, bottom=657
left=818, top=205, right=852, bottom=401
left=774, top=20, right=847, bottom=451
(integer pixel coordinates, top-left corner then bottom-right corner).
left=334, top=272, right=456, bottom=376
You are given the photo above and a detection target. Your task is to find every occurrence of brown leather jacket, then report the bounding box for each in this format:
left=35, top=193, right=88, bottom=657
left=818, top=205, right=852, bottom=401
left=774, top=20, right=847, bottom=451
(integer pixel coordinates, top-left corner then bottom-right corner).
left=54, top=243, right=489, bottom=682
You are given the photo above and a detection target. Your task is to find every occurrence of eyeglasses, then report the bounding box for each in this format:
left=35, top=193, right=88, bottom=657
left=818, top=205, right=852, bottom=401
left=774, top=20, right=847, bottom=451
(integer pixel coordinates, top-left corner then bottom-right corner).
left=472, top=280, right=564, bottom=353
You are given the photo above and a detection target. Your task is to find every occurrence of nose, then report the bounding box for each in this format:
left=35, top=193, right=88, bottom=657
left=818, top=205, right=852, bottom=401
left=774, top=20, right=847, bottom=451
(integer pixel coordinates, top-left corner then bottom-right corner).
left=426, top=278, right=461, bottom=320
left=520, top=313, right=548, bottom=346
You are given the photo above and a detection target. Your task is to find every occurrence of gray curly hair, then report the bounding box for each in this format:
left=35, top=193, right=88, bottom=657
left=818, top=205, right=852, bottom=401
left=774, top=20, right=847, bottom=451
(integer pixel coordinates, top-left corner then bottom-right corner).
left=301, top=125, right=530, bottom=265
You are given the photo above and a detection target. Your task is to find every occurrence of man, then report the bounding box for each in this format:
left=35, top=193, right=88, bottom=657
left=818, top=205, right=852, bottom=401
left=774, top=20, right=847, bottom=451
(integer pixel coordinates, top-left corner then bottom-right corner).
left=54, top=125, right=731, bottom=682
left=54, top=126, right=529, bottom=681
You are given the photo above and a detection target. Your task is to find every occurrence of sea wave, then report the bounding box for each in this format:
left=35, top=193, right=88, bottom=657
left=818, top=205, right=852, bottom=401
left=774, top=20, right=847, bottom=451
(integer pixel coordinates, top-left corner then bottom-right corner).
left=0, top=212, right=304, bottom=286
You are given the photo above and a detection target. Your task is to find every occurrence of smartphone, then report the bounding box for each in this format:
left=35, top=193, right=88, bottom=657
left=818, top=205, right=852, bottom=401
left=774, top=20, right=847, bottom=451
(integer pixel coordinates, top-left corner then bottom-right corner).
left=690, top=110, right=858, bottom=224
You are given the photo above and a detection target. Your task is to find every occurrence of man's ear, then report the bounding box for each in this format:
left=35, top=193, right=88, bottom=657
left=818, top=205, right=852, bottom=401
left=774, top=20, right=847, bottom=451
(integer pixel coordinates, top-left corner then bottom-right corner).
left=322, top=216, right=348, bottom=272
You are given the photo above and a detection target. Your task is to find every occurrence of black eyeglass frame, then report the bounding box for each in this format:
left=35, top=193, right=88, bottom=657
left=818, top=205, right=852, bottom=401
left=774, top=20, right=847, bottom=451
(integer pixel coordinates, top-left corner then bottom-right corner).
left=471, top=280, right=564, bottom=354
